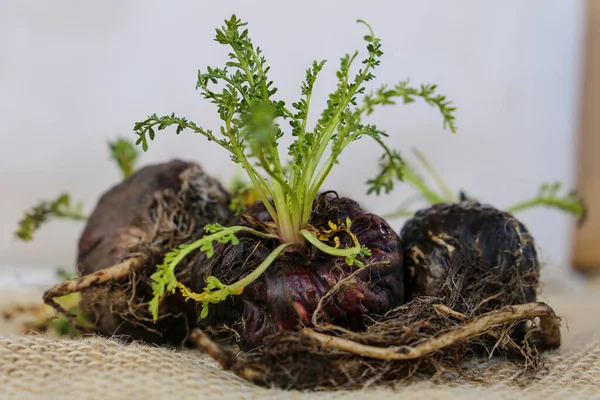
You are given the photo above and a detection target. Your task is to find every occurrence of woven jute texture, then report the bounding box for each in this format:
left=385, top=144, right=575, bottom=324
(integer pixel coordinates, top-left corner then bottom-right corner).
left=1, top=276, right=600, bottom=400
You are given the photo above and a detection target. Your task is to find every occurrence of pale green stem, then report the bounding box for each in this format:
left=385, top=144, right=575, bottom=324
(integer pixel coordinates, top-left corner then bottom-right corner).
left=226, top=119, right=278, bottom=221
left=172, top=226, right=280, bottom=267
left=185, top=242, right=296, bottom=307
left=264, top=152, right=302, bottom=226
left=300, top=229, right=364, bottom=258
left=57, top=211, right=87, bottom=221
left=303, top=152, right=337, bottom=226
left=222, top=242, right=294, bottom=293
left=233, top=47, right=256, bottom=87
left=506, top=198, right=584, bottom=215
left=413, top=148, right=457, bottom=202
left=271, top=180, right=296, bottom=242
left=382, top=209, right=417, bottom=219
left=402, top=165, right=446, bottom=205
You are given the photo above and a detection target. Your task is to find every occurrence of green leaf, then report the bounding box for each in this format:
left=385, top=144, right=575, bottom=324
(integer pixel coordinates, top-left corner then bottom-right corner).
left=366, top=144, right=404, bottom=196
left=135, top=15, right=461, bottom=321
left=178, top=242, right=295, bottom=319
left=506, top=182, right=587, bottom=225
left=108, top=137, right=139, bottom=178
left=200, top=305, right=209, bottom=319
left=15, top=193, right=87, bottom=242
left=148, top=224, right=279, bottom=321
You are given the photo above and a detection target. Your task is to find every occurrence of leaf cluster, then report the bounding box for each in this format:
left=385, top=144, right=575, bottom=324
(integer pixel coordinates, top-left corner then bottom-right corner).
left=134, top=15, right=455, bottom=245
left=149, top=223, right=278, bottom=320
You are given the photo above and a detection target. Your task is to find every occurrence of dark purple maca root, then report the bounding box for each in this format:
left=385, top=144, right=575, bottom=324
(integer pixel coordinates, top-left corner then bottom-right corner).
left=192, top=192, right=405, bottom=350
left=77, top=159, right=231, bottom=345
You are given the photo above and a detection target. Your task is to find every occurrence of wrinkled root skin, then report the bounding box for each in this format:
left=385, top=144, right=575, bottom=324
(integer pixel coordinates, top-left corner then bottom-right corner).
left=75, top=159, right=231, bottom=345
left=192, top=193, right=405, bottom=351
left=401, top=201, right=539, bottom=306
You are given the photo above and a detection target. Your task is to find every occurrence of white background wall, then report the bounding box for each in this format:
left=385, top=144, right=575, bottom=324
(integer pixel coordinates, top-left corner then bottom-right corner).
left=0, top=1, right=587, bottom=278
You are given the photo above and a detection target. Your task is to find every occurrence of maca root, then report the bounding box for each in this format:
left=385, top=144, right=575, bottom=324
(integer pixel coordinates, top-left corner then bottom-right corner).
left=41, top=179, right=562, bottom=390
left=190, top=192, right=406, bottom=350
left=400, top=201, right=543, bottom=342
left=42, top=160, right=232, bottom=345
left=187, top=201, right=561, bottom=390
left=400, top=201, right=540, bottom=304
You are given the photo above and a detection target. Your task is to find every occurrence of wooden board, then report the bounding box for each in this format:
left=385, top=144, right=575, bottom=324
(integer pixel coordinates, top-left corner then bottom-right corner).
left=573, top=0, right=600, bottom=273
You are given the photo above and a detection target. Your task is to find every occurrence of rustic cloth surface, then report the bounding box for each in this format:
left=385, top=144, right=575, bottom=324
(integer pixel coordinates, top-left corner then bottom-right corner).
left=1, top=275, right=599, bottom=400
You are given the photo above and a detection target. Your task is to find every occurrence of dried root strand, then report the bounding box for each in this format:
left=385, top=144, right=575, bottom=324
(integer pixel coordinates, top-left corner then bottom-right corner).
left=189, top=328, right=268, bottom=385
left=42, top=256, right=146, bottom=333
left=190, top=300, right=561, bottom=390
left=302, top=302, right=560, bottom=361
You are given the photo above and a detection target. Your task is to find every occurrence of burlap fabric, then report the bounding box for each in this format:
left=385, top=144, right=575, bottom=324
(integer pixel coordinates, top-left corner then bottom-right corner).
left=1, top=277, right=599, bottom=400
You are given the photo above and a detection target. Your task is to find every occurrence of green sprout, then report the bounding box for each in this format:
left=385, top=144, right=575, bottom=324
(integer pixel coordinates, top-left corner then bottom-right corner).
left=506, top=182, right=587, bottom=225
left=109, top=137, right=140, bottom=179
left=134, top=15, right=456, bottom=320
left=15, top=193, right=86, bottom=242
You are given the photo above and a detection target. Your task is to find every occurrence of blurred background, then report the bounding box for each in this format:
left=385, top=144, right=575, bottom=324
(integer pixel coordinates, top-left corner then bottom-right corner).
left=0, top=0, right=597, bottom=290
